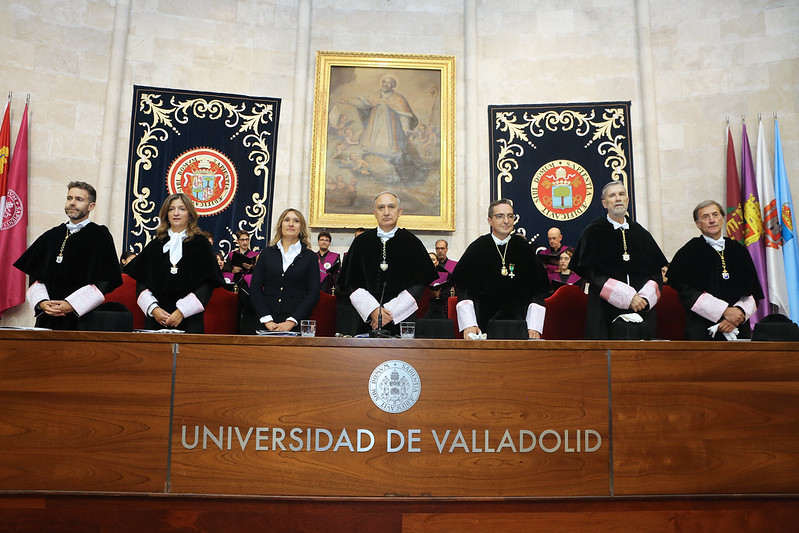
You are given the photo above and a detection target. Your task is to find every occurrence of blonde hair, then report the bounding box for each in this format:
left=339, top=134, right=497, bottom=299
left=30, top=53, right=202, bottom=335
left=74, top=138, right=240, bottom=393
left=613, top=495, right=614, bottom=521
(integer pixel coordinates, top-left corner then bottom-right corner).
left=270, top=208, right=311, bottom=248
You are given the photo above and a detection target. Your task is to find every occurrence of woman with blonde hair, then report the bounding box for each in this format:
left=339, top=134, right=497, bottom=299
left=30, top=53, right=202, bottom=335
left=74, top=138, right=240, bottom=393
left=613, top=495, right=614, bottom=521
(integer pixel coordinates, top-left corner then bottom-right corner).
left=127, top=193, right=223, bottom=332
left=248, top=208, right=320, bottom=333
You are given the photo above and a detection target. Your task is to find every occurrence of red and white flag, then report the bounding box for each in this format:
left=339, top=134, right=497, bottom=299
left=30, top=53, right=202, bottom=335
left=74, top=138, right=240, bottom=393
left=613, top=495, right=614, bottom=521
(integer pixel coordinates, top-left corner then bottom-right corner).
left=0, top=97, right=9, bottom=218
left=0, top=101, right=29, bottom=317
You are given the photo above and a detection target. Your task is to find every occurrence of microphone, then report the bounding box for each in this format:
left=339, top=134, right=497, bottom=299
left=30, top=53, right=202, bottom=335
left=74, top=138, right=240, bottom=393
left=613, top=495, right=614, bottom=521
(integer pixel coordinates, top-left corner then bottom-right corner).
left=370, top=281, right=393, bottom=338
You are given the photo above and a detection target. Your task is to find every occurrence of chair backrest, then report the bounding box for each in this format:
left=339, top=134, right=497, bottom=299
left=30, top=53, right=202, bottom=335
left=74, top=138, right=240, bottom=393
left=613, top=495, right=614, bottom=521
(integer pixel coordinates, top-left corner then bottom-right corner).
left=446, top=296, right=460, bottom=337
left=310, top=291, right=336, bottom=337
left=203, top=288, right=239, bottom=334
left=655, top=285, right=686, bottom=340
left=542, top=284, right=588, bottom=340
left=104, top=273, right=146, bottom=330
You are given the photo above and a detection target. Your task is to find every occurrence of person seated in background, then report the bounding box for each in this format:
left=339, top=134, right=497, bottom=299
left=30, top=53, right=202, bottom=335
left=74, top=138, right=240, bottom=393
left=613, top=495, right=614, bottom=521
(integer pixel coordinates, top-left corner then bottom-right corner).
left=429, top=253, right=438, bottom=266
left=571, top=181, right=667, bottom=339
left=537, top=227, right=569, bottom=276
left=548, top=249, right=584, bottom=294
left=316, top=231, right=341, bottom=295
left=216, top=251, right=235, bottom=289
left=667, top=199, right=763, bottom=340
left=120, top=251, right=137, bottom=273
left=126, top=193, right=223, bottom=333
left=224, top=230, right=258, bottom=288
left=426, top=239, right=457, bottom=318
left=337, top=192, right=437, bottom=335
left=14, top=181, right=122, bottom=330
left=248, top=208, right=320, bottom=333
left=451, top=199, right=549, bottom=339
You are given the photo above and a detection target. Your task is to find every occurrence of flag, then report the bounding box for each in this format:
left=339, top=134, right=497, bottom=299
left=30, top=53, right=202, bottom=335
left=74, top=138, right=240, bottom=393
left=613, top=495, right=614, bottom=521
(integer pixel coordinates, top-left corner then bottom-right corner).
left=0, top=98, right=10, bottom=218
left=756, top=118, right=789, bottom=316
left=774, top=118, right=799, bottom=322
left=0, top=102, right=28, bottom=317
left=724, top=124, right=744, bottom=243
left=740, top=121, right=769, bottom=323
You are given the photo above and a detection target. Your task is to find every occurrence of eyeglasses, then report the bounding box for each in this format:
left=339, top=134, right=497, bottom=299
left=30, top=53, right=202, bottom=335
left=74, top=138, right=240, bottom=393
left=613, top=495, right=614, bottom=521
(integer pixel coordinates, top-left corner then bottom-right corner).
left=491, top=213, right=515, bottom=221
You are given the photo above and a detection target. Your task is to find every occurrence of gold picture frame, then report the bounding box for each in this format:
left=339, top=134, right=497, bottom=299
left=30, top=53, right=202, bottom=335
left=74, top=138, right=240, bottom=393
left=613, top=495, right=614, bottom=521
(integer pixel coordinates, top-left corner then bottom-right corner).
left=310, top=51, right=455, bottom=231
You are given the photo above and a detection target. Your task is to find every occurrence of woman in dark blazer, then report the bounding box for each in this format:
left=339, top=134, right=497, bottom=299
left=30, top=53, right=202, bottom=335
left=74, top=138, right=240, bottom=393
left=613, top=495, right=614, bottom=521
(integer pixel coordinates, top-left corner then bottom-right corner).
left=249, top=208, right=320, bottom=332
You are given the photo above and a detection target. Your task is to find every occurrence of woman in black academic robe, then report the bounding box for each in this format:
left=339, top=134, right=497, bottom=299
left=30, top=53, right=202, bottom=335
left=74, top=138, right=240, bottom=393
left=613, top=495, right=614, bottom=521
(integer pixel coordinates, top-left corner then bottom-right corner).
left=248, top=208, right=320, bottom=333
left=126, top=193, right=223, bottom=333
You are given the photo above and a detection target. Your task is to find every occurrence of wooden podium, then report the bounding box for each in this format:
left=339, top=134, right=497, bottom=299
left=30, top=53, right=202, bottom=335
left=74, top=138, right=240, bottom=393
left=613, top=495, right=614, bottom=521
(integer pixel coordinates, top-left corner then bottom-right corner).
left=1, top=331, right=798, bottom=531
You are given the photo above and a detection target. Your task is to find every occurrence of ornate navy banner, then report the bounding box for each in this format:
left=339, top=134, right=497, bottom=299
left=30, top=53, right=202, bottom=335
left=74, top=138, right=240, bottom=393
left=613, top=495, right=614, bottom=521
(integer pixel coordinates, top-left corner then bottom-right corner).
left=488, top=102, right=634, bottom=250
left=123, top=86, right=281, bottom=256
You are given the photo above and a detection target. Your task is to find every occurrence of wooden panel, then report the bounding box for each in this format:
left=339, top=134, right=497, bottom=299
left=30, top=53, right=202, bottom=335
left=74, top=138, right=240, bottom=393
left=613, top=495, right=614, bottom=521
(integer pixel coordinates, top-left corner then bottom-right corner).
left=170, top=342, right=609, bottom=497
left=611, top=344, right=799, bottom=495
left=0, top=338, right=173, bottom=492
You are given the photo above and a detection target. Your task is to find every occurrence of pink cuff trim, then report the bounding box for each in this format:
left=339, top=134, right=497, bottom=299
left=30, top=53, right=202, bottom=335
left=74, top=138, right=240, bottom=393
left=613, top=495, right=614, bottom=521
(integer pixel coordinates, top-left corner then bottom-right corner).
left=599, top=278, right=636, bottom=309
left=384, top=290, right=418, bottom=324
left=137, top=289, right=158, bottom=317
left=691, top=292, right=728, bottom=322
left=65, top=285, right=105, bottom=317
left=176, top=292, right=204, bottom=318
left=456, top=299, right=478, bottom=331
left=734, top=295, right=757, bottom=319
left=350, top=288, right=380, bottom=322
left=526, top=303, right=545, bottom=334
left=637, top=280, right=661, bottom=308
left=26, top=282, right=50, bottom=310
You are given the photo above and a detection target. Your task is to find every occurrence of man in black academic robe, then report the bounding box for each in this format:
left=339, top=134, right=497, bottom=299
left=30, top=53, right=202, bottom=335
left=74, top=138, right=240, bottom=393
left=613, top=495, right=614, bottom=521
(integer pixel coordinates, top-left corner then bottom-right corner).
left=337, top=191, right=437, bottom=335
left=571, top=181, right=667, bottom=339
left=451, top=199, right=549, bottom=339
left=667, top=200, right=763, bottom=340
left=13, top=181, right=122, bottom=330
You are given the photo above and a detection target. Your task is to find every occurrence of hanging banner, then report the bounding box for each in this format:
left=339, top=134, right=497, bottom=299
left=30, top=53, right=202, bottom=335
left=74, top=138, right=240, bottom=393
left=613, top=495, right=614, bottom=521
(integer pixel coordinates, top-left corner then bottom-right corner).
left=123, top=86, right=281, bottom=256
left=488, top=102, right=635, bottom=250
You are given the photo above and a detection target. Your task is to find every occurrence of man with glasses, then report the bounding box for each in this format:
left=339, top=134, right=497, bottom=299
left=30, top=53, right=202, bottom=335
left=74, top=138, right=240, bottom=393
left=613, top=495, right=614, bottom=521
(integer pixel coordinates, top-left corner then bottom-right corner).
left=451, top=198, right=549, bottom=339
left=666, top=200, right=763, bottom=340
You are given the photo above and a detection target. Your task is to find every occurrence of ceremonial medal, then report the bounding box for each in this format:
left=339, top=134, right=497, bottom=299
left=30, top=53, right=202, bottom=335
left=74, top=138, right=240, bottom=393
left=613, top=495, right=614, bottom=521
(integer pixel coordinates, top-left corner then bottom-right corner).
left=380, top=238, right=388, bottom=271
left=620, top=228, right=630, bottom=262
left=324, top=262, right=331, bottom=270
left=56, top=228, right=70, bottom=264
left=380, top=262, right=388, bottom=271
left=170, top=266, right=178, bottom=275
left=722, top=272, right=730, bottom=280
left=622, top=253, right=630, bottom=261
left=508, top=264, right=515, bottom=278
left=56, top=255, right=63, bottom=264
left=716, top=248, right=730, bottom=280
left=501, top=266, right=508, bottom=276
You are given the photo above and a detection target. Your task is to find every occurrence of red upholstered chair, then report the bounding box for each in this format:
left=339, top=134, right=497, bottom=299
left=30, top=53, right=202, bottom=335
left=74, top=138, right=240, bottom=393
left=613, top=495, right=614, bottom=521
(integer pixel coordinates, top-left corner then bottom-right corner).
left=542, top=284, right=588, bottom=340
left=310, top=291, right=336, bottom=337
left=655, top=285, right=686, bottom=340
left=104, top=273, right=145, bottom=330
left=203, top=287, right=239, bottom=334
left=447, top=296, right=460, bottom=338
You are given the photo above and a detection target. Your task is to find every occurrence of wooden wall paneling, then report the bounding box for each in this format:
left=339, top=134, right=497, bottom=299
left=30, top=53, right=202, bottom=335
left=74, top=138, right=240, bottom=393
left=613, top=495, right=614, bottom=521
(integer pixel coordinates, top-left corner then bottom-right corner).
left=610, top=343, right=799, bottom=495
left=169, top=341, right=610, bottom=497
left=0, top=337, right=174, bottom=492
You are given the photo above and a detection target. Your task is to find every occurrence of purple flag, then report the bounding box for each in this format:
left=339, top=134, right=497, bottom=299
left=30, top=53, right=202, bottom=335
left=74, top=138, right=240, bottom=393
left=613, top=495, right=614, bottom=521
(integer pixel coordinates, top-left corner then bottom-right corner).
left=740, top=122, right=769, bottom=323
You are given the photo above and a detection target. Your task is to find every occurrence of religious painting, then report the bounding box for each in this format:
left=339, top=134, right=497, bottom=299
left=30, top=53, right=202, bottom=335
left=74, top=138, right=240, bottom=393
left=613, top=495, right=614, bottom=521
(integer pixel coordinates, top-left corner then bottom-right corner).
left=310, top=51, right=455, bottom=231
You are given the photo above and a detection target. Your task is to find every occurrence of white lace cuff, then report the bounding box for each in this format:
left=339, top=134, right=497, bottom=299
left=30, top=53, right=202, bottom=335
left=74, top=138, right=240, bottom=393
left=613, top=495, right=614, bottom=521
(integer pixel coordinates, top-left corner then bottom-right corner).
left=350, top=288, right=380, bottom=322
left=176, top=292, right=204, bottom=318
left=526, top=302, right=546, bottom=334
left=456, top=299, right=478, bottom=331
left=599, top=278, right=637, bottom=309
left=637, top=279, right=661, bottom=308
left=26, top=282, right=50, bottom=311
left=384, top=290, right=418, bottom=324
left=137, top=289, right=159, bottom=317
left=733, top=295, right=757, bottom=319
left=65, top=284, right=104, bottom=317
left=691, top=292, right=728, bottom=322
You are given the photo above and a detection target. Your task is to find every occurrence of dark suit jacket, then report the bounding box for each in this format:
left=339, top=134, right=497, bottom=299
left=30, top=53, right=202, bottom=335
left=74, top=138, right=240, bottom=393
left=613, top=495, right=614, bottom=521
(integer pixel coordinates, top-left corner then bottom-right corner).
left=249, top=243, right=320, bottom=323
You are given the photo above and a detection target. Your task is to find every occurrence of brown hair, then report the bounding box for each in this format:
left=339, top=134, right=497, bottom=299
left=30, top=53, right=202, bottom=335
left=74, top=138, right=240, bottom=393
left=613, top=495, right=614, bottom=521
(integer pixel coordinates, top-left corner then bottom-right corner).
left=155, top=193, right=202, bottom=241
left=270, top=208, right=311, bottom=248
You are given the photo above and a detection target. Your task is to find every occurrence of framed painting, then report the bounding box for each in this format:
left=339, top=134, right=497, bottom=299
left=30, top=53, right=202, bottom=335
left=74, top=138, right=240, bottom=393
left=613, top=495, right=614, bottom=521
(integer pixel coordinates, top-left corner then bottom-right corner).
left=309, top=51, right=455, bottom=231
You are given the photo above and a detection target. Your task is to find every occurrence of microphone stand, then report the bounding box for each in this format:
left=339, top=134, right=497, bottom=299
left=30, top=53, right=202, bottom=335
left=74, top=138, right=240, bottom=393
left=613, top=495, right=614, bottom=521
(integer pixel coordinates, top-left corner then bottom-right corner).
left=370, top=281, right=393, bottom=338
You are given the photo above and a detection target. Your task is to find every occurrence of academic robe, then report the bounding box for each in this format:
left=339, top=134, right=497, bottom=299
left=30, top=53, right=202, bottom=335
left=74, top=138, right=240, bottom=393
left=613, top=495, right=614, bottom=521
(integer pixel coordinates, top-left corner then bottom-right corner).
left=537, top=244, right=569, bottom=275
left=337, top=228, right=437, bottom=333
left=426, top=257, right=457, bottom=318
left=548, top=270, right=585, bottom=293
left=667, top=237, right=763, bottom=340
left=224, top=249, right=258, bottom=287
left=571, top=217, right=667, bottom=339
left=249, top=244, right=321, bottom=329
left=14, top=222, right=122, bottom=330
left=126, top=235, right=224, bottom=333
left=317, top=250, right=341, bottom=294
left=451, top=234, right=549, bottom=332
